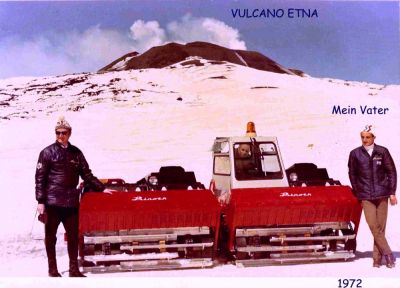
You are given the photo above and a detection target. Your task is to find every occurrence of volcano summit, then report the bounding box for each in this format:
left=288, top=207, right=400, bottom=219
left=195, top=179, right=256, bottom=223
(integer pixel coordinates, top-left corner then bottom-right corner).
left=100, top=41, right=302, bottom=76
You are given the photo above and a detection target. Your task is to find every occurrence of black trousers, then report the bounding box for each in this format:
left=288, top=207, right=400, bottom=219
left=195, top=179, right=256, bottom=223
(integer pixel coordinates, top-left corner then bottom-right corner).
left=45, top=205, right=79, bottom=268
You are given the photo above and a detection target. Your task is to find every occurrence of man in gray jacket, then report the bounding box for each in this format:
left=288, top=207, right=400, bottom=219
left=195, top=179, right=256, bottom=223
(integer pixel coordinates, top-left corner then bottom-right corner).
left=35, top=116, right=105, bottom=277
left=348, top=125, right=397, bottom=268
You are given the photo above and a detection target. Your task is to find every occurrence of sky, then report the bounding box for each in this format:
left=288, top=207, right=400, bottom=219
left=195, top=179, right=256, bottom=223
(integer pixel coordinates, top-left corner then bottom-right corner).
left=0, top=0, right=399, bottom=84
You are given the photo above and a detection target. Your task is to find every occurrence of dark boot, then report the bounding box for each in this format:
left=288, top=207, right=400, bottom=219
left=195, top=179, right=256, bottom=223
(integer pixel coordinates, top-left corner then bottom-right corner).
left=45, top=228, right=60, bottom=277
left=69, top=260, right=86, bottom=277
left=49, top=270, right=62, bottom=277
left=385, top=254, right=396, bottom=268
left=48, top=258, right=61, bottom=277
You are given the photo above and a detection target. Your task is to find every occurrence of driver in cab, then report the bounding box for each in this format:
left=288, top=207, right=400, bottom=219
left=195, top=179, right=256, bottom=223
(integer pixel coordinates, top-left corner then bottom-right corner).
left=235, top=144, right=255, bottom=179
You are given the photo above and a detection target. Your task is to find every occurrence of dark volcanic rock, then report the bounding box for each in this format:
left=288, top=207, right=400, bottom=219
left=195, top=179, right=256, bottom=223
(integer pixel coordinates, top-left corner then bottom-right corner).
left=181, top=59, right=204, bottom=67
left=289, top=68, right=306, bottom=77
left=99, top=42, right=295, bottom=75
left=100, top=51, right=140, bottom=72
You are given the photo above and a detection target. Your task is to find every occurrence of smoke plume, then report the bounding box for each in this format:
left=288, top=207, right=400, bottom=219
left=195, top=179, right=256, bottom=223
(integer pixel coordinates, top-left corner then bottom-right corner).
left=0, top=14, right=246, bottom=78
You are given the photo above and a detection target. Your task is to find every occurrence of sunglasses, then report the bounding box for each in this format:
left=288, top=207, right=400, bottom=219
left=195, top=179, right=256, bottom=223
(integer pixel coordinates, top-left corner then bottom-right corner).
left=55, top=131, right=69, bottom=136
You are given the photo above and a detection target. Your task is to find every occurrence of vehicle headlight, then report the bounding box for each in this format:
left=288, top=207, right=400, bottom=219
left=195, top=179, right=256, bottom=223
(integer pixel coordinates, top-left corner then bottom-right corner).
left=148, top=176, right=158, bottom=186
left=289, top=172, right=298, bottom=182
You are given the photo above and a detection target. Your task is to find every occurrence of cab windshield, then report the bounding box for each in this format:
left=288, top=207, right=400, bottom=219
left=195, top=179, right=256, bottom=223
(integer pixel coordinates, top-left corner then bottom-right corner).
left=234, top=141, right=283, bottom=180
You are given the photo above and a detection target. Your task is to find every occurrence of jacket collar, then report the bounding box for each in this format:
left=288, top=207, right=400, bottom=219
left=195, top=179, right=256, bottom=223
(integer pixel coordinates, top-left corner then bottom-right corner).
left=55, top=141, right=70, bottom=149
left=361, top=143, right=381, bottom=157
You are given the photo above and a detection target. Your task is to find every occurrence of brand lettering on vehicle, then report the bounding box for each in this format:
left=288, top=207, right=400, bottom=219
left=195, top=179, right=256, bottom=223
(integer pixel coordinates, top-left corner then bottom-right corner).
left=131, top=196, right=167, bottom=201
left=280, top=192, right=312, bottom=197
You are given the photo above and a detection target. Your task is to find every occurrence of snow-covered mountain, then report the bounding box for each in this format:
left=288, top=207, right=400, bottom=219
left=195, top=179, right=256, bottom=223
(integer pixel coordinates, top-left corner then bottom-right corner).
left=99, top=41, right=301, bottom=76
left=0, top=42, right=399, bottom=278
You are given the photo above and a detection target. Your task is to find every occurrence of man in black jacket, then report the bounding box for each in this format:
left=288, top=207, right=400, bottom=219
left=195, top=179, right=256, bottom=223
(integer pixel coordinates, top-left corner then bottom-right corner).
left=35, top=116, right=105, bottom=277
left=348, top=125, right=397, bottom=268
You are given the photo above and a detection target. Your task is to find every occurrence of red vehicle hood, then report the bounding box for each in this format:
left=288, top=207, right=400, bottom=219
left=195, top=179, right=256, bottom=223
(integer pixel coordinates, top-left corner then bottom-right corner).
left=79, top=189, right=221, bottom=234
left=226, top=185, right=362, bottom=231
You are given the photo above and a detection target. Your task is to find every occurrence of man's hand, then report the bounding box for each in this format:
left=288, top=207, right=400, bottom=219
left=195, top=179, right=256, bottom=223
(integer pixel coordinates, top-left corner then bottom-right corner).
left=37, top=203, right=45, bottom=214
left=389, top=195, right=397, bottom=206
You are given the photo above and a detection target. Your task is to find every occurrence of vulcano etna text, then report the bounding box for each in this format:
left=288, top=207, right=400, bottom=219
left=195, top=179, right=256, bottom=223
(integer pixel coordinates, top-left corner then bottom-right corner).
left=231, top=8, right=318, bottom=18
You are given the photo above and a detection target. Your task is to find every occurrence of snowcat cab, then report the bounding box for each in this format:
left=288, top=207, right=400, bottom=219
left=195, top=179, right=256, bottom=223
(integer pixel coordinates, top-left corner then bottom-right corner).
left=78, top=166, right=220, bottom=273
left=211, top=122, right=362, bottom=266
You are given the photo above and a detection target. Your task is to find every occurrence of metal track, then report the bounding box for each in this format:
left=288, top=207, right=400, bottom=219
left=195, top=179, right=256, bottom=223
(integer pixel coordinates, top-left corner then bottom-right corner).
left=84, top=252, right=180, bottom=262
left=84, top=226, right=210, bottom=244
left=236, top=251, right=355, bottom=267
left=269, top=234, right=355, bottom=243
left=120, top=241, right=213, bottom=251
left=237, top=244, right=324, bottom=252
left=235, top=222, right=350, bottom=237
left=82, top=258, right=213, bottom=273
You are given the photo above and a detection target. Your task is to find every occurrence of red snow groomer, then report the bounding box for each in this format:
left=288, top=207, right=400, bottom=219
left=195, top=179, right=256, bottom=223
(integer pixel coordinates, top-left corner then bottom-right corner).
left=78, top=122, right=362, bottom=272
left=79, top=167, right=221, bottom=273
left=211, top=122, right=362, bottom=266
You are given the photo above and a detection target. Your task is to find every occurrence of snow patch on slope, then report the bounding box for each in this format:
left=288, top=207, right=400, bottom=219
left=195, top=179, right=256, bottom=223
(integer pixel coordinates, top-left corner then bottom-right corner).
left=234, top=52, right=248, bottom=66
left=111, top=56, right=137, bottom=71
